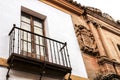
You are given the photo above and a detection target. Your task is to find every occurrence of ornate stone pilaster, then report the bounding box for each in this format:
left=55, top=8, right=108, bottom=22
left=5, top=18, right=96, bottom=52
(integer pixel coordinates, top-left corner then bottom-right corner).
left=87, top=21, right=106, bottom=57
left=86, top=20, right=120, bottom=80
left=92, top=22, right=115, bottom=60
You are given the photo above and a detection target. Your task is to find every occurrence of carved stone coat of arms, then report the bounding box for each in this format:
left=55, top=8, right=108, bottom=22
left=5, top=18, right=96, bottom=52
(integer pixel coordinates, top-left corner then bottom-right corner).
left=75, top=24, right=98, bottom=56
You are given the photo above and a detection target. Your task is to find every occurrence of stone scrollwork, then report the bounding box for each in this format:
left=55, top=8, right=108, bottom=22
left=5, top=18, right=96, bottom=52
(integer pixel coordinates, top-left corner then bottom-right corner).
left=75, top=24, right=98, bottom=56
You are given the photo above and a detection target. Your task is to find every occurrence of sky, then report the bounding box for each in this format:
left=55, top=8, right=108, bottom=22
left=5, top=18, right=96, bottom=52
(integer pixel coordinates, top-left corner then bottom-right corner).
left=74, top=0, right=120, bottom=21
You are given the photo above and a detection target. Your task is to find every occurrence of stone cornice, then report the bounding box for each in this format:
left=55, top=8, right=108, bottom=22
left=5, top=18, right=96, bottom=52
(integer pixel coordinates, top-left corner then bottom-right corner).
left=86, top=9, right=120, bottom=30
left=95, top=73, right=120, bottom=80
left=98, top=56, right=120, bottom=66
left=40, top=0, right=84, bottom=15
left=101, top=74, right=120, bottom=80
left=87, top=19, right=120, bottom=36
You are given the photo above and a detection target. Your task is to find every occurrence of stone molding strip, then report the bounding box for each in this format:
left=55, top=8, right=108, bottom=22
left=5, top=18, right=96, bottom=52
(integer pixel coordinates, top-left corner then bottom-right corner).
left=85, top=9, right=120, bottom=30
left=87, top=19, right=120, bottom=36
left=40, top=0, right=84, bottom=15
left=98, top=56, right=120, bottom=66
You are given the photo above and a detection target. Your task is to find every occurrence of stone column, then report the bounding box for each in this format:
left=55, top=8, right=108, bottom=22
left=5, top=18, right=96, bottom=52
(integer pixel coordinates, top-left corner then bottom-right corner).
left=96, top=25, right=115, bottom=60
left=87, top=21, right=106, bottom=57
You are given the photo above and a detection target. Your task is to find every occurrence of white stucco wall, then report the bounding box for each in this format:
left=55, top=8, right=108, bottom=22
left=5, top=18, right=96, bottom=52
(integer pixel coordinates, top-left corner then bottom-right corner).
left=0, top=0, right=88, bottom=79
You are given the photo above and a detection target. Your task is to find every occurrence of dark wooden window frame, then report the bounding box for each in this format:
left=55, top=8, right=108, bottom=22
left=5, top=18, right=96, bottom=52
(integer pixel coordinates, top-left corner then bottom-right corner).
left=20, top=7, right=48, bottom=59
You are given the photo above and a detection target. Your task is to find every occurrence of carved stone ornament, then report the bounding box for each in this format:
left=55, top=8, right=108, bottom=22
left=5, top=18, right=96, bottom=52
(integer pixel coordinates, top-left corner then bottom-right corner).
left=94, top=74, right=120, bottom=80
left=65, top=0, right=81, bottom=7
left=116, top=20, right=120, bottom=25
left=75, top=24, right=98, bottom=56
left=86, top=6, right=102, bottom=15
left=102, top=13, right=115, bottom=21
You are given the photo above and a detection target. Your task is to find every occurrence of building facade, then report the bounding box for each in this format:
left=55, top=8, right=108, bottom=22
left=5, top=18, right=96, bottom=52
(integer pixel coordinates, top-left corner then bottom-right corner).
left=0, top=0, right=87, bottom=80
left=0, top=0, right=120, bottom=80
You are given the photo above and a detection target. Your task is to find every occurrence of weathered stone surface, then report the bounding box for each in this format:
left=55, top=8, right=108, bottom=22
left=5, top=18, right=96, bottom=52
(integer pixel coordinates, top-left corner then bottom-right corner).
left=102, top=13, right=115, bottom=21
left=115, top=65, right=120, bottom=75
left=64, top=73, right=89, bottom=80
left=82, top=54, right=99, bottom=80
left=0, top=57, right=8, bottom=67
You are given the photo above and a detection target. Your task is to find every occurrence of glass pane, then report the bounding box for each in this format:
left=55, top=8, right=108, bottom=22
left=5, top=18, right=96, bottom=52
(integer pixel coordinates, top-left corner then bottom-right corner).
left=20, top=40, right=32, bottom=56
left=28, top=42, right=31, bottom=52
left=34, top=19, right=42, bottom=28
left=28, top=33, right=31, bottom=42
left=22, top=42, right=31, bottom=52
left=23, top=41, right=27, bottom=51
left=36, top=45, right=40, bottom=59
left=21, top=15, right=30, bottom=24
left=35, top=45, right=45, bottom=59
left=34, top=27, right=43, bottom=35
left=21, top=22, right=30, bottom=31
left=40, top=46, right=45, bottom=56
left=35, top=37, right=44, bottom=46
left=23, top=32, right=27, bottom=41
left=20, top=31, right=31, bottom=47
left=35, top=36, right=39, bottom=45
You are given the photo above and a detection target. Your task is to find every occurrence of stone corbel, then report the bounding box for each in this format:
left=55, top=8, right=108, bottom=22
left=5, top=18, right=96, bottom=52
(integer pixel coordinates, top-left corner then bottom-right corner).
left=97, top=56, right=116, bottom=77
left=97, top=56, right=120, bottom=75
left=97, top=56, right=115, bottom=65
left=98, top=54, right=117, bottom=64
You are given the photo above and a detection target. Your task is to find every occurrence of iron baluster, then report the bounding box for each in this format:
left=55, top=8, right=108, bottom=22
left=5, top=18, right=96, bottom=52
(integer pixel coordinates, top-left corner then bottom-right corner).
left=53, top=41, right=57, bottom=63
left=49, top=40, right=53, bottom=63
left=65, top=43, right=71, bottom=67
left=63, top=43, right=68, bottom=67
left=17, top=29, right=20, bottom=54
left=59, top=44, right=65, bottom=66
left=56, top=42, right=60, bottom=65
left=27, top=32, right=28, bottom=55
left=38, top=36, right=41, bottom=59
left=12, top=27, right=15, bottom=53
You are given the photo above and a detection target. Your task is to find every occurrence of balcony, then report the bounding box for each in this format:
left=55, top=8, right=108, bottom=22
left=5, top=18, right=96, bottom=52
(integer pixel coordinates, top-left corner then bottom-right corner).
left=7, top=25, right=72, bottom=79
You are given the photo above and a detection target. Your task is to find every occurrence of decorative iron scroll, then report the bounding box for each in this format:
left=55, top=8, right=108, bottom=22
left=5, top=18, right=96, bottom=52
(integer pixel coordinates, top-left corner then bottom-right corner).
left=75, top=24, right=98, bottom=56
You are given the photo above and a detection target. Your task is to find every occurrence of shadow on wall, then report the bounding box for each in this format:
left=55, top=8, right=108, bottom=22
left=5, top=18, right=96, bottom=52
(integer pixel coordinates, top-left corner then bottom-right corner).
left=9, top=70, right=39, bottom=80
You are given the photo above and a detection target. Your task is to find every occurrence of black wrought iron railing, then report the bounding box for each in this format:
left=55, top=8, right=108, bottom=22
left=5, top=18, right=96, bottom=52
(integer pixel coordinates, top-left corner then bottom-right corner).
left=9, top=24, right=71, bottom=68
